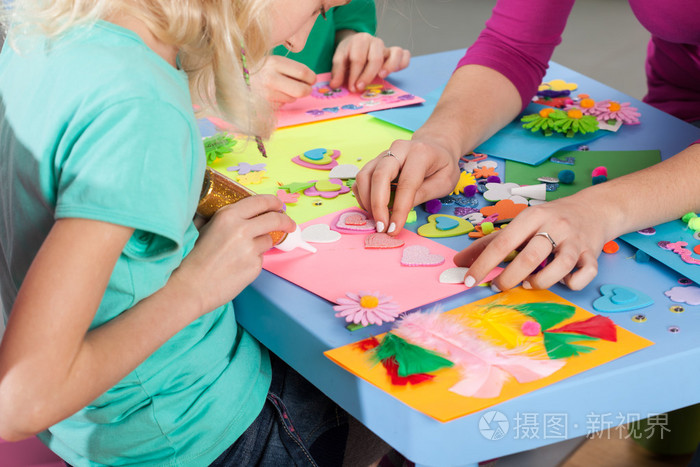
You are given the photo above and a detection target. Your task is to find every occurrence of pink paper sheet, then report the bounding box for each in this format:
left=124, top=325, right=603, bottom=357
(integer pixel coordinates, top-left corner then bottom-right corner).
left=263, top=209, right=492, bottom=314
left=274, top=74, right=423, bottom=128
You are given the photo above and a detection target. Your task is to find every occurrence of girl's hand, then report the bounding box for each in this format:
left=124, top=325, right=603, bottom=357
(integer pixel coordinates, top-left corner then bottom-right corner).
left=329, top=32, right=410, bottom=93
left=454, top=193, right=609, bottom=292
left=174, top=194, right=296, bottom=313
left=353, top=138, right=460, bottom=235
left=250, top=55, right=316, bottom=107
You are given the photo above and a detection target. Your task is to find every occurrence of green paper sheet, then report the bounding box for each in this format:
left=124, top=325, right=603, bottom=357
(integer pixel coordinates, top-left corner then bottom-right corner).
left=505, top=149, right=661, bottom=201
left=207, top=114, right=412, bottom=224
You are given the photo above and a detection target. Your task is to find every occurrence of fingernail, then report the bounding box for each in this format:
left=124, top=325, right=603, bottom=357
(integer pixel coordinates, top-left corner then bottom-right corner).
left=387, top=222, right=396, bottom=233
left=378, top=70, right=388, bottom=78
left=490, top=283, right=501, bottom=293
left=357, top=82, right=365, bottom=90
left=464, top=275, right=476, bottom=288
left=522, top=280, right=532, bottom=290
left=376, top=221, right=385, bottom=233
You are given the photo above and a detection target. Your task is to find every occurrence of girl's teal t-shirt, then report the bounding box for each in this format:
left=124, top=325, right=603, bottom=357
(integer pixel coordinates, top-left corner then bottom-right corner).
left=0, top=22, right=270, bottom=466
left=272, top=0, right=377, bottom=73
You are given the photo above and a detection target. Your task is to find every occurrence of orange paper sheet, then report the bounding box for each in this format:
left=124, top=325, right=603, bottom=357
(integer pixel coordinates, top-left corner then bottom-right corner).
left=325, top=288, right=653, bottom=422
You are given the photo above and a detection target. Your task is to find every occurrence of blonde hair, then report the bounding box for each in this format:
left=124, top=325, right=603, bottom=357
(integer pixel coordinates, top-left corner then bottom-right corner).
left=2, top=0, right=275, bottom=137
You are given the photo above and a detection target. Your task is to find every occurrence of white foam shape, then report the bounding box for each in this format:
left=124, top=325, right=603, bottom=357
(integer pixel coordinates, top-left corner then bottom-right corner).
left=439, top=267, right=470, bottom=284
left=665, top=286, right=700, bottom=305
left=477, top=160, right=499, bottom=169
left=528, top=199, right=547, bottom=206
left=302, top=224, right=342, bottom=243
left=463, top=212, right=484, bottom=224
left=483, top=182, right=521, bottom=202
left=461, top=161, right=479, bottom=173
left=510, top=195, right=529, bottom=205
left=328, top=164, right=359, bottom=180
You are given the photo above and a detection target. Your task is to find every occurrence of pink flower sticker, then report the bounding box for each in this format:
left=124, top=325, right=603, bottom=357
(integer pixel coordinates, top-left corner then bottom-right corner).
left=333, top=291, right=401, bottom=326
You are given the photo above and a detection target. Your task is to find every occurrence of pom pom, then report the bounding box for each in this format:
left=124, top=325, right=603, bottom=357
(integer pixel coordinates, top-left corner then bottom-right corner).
left=462, top=184, right=477, bottom=197
left=425, top=199, right=442, bottom=214
left=521, top=321, right=541, bottom=336
left=682, top=212, right=698, bottom=224
left=635, top=250, right=650, bottom=263
left=486, top=175, right=501, bottom=184
left=688, top=217, right=700, bottom=232
left=481, top=222, right=495, bottom=235
left=602, top=240, right=619, bottom=254
left=592, top=175, right=607, bottom=185
left=591, top=166, right=608, bottom=177
left=558, top=169, right=575, bottom=184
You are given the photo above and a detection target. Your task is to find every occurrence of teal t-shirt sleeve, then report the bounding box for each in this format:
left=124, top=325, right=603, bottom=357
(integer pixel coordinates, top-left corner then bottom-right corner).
left=333, top=0, right=377, bottom=35
left=55, top=99, right=198, bottom=259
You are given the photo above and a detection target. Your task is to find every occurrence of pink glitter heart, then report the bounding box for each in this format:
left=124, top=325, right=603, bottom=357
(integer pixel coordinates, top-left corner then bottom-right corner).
left=346, top=214, right=367, bottom=226
left=332, top=210, right=376, bottom=234
left=401, top=245, right=445, bottom=267
left=364, top=233, right=405, bottom=249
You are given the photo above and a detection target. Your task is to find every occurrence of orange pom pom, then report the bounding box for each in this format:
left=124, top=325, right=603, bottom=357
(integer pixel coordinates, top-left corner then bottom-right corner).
left=603, top=240, right=620, bottom=254
left=580, top=98, right=595, bottom=109
left=567, top=109, right=583, bottom=119
left=608, top=101, right=622, bottom=112
left=539, top=108, right=555, bottom=118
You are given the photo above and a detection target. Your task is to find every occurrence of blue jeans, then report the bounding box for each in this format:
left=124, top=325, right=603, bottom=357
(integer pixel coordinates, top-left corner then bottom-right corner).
left=210, top=354, right=386, bottom=467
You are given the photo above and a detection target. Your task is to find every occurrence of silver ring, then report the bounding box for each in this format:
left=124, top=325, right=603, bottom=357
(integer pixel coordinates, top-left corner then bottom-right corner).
left=383, top=150, right=399, bottom=161
left=534, top=231, right=557, bottom=250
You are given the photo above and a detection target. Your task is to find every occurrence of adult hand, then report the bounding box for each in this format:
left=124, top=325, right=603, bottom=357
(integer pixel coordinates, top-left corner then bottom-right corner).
left=329, top=32, right=410, bottom=93
left=250, top=55, right=316, bottom=106
left=455, top=193, right=610, bottom=292
left=174, top=194, right=296, bottom=313
left=353, top=138, right=461, bottom=235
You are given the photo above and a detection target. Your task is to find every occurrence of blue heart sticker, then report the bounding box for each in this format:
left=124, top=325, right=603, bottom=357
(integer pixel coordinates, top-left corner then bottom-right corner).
left=592, top=285, right=653, bottom=313
left=436, top=216, right=459, bottom=231
left=303, top=148, right=327, bottom=161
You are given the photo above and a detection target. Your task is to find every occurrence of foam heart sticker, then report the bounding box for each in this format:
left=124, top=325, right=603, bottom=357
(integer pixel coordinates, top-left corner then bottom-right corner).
left=328, top=164, right=359, bottom=180
left=345, top=214, right=367, bottom=226
left=292, top=149, right=341, bottom=170
left=592, top=284, right=653, bottom=312
left=417, top=214, right=474, bottom=238
left=401, top=245, right=445, bottom=267
left=364, top=233, right=405, bottom=249
left=332, top=209, right=377, bottom=234
left=304, top=148, right=328, bottom=161
left=436, top=217, right=459, bottom=231
left=438, top=266, right=504, bottom=285
left=302, top=224, right=342, bottom=244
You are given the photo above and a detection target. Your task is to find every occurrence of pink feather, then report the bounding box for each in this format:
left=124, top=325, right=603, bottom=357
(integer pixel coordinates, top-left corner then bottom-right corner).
left=393, top=310, right=565, bottom=398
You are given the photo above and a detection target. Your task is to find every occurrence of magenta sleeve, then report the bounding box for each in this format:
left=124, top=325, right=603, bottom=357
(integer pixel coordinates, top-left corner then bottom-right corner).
left=456, top=0, right=576, bottom=111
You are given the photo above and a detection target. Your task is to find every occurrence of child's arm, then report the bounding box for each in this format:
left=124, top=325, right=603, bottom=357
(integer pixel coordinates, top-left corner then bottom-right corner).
left=0, top=195, right=294, bottom=441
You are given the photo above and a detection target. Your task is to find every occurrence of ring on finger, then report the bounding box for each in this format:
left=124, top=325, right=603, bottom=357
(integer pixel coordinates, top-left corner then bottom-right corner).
left=534, top=231, right=557, bottom=250
left=382, top=150, right=399, bottom=161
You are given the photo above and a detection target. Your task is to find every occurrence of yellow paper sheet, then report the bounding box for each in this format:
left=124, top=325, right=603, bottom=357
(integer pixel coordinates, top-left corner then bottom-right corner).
left=324, top=288, right=653, bottom=422
left=207, top=114, right=413, bottom=224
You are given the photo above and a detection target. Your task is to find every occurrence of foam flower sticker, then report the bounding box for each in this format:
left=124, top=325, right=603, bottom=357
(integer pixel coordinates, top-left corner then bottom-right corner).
left=592, top=100, right=641, bottom=125
left=564, top=95, right=597, bottom=116
left=237, top=171, right=268, bottom=185
left=538, top=79, right=578, bottom=92
left=333, top=291, right=401, bottom=326
left=203, top=133, right=237, bottom=163
left=521, top=108, right=564, bottom=136
left=551, top=108, right=599, bottom=137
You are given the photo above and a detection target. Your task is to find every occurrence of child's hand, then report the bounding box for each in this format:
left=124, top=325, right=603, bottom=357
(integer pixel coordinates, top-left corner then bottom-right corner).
left=173, top=195, right=296, bottom=313
left=251, top=55, right=316, bottom=107
left=329, top=32, right=410, bottom=93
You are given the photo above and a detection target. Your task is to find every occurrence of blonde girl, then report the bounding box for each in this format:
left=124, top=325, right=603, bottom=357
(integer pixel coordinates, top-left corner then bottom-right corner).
left=0, top=0, right=385, bottom=465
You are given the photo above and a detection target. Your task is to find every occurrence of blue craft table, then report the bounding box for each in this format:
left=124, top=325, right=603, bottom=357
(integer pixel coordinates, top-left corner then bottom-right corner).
left=232, top=49, right=700, bottom=466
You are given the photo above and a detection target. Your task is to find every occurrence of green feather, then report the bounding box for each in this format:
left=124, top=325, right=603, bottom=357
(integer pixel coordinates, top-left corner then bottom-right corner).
left=491, top=302, right=576, bottom=330
left=374, top=333, right=453, bottom=377
left=543, top=332, right=599, bottom=359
